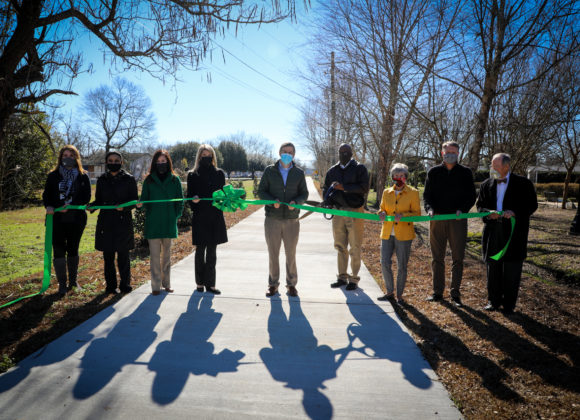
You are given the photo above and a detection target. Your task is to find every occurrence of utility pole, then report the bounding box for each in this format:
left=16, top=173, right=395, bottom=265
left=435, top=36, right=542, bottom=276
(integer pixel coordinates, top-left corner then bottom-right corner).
left=330, top=51, right=337, bottom=154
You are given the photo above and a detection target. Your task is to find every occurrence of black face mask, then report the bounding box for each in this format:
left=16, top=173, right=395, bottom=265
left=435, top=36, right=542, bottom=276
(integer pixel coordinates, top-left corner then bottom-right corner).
left=156, top=162, right=169, bottom=174
left=339, top=151, right=352, bottom=165
left=107, top=163, right=122, bottom=173
left=61, top=157, right=76, bottom=169
left=200, top=156, right=213, bottom=167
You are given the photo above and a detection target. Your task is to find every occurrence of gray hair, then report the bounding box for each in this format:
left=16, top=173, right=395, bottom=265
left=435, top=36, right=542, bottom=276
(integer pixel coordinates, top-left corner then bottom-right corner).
left=390, top=163, right=409, bottom=178
left=493, top=153, right=511, bottom=166
left=442, top=141, right=460, bottom=151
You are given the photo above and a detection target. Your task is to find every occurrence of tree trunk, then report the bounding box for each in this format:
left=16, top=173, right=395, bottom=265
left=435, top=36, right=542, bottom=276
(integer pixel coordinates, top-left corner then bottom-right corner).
left=468, top=71, right=499, bottom=171
left=0, top=128, right=6, bottom=210
left=562, top=160, right=577, bottom=209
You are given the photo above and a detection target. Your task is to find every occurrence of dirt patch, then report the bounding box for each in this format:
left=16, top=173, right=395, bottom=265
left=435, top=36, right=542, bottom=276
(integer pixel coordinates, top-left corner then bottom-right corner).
left=361, top=204, right=580, bottom=419
left=0, top=205, right=261, bottom=371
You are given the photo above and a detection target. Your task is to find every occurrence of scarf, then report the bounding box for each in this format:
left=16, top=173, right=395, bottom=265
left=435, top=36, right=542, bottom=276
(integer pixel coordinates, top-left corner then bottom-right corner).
left=58, top=165, right=79, bottom=204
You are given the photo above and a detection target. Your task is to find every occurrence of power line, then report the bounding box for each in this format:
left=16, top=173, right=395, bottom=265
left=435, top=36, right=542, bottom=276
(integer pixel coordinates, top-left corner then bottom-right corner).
left=206, top=63, right=297, bottom=107
left=211, top=40, right=309, bottom=100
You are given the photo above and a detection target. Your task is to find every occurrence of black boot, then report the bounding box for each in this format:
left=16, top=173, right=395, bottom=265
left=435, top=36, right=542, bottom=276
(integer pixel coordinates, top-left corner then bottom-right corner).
left=53, top=258, right=68, bottom=296
left=67, top=255, right=80, bottom=289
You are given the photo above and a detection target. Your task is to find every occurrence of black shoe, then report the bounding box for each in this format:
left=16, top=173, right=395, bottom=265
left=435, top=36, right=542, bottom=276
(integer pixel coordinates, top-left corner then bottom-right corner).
left=426, top=294, right=443, bottom=302
left=502, top=308, right=515, bottom=315
left=287, top=286, right=298, bottom=297
left=105, top=288, right=119, bottom=295
left=120, top=286, right=132, bottom=293
left=345, top=282, right=358, bottom=291
left=196, top=286, right=204, bottom=293
left=451, top=296, right=463, bottom=307
left=206, top=287, right=221, bottom=295
left=331, top=279, right=348, bottom=288
left=377, top=293, right=395, bottom=301
left=484, top=303, right=498, bottom=311
left=266, top=286, right=278, bottom=297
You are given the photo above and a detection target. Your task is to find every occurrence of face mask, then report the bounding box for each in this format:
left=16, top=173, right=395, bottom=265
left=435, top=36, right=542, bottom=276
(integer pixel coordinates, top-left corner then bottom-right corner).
left=443, top=153, right=458, bottom=164
left=61, top=157, right=75, bottom=169
left=107, top=163, right=121, bottom=173
left=490, top=168, right=501, bottom=179
left=200, top=156, right=213, bottom=167
left=280, top=153, right=293, bottom=165
left=156, top=162, right=169, bottom=174
left=392, top=176, right=406, bottom=188
left=339, top=151, right=352, bottom=165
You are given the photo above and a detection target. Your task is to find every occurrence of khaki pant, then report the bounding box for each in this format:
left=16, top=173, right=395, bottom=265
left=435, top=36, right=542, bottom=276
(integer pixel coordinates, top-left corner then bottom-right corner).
left=332, top=207, right=365, bottom=283
left=429, top=219, right=467, bottom=298
left=264, top=217, right=300, bottom=288
left=149, top=238, right=172, bottom=292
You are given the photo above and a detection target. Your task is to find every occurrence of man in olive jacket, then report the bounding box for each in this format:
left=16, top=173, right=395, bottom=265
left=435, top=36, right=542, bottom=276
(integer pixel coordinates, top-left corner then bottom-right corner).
left=258, top=142, right=309, bottom=297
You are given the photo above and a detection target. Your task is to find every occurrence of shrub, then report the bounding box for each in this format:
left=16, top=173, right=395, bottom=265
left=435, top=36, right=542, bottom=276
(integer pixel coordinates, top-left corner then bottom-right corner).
left=534, top=183, right=579, bottom=198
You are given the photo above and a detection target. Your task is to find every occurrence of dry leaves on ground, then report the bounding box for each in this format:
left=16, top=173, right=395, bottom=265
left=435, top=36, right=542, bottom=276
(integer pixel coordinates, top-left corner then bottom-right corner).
left=361, top=205, right=580, bottom=420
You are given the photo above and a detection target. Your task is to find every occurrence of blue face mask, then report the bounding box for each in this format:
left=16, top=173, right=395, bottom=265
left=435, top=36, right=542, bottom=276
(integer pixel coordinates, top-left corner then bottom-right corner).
left=280, top=153, right=293, bottom=165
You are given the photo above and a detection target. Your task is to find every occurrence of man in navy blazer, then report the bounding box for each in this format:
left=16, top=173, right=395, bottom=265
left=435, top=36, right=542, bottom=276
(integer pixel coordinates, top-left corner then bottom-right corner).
left=476, top=153, right=538, bottom=314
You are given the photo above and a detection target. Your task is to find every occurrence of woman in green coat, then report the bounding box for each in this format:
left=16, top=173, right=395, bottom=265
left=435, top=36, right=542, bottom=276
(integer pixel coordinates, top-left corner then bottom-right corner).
left=137, top=150, right=183, bottom=295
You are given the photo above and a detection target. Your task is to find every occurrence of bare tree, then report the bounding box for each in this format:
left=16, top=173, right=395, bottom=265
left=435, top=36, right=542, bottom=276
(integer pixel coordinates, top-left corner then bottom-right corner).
left=442, top=0, right=580, bottom=170
left=314, top=0, right=460, bottom=194
left=0, top=0, right=304, bottom=208
left=547, top=54, right=580, bottom=207
left=83, top=77, right=156, bottom=154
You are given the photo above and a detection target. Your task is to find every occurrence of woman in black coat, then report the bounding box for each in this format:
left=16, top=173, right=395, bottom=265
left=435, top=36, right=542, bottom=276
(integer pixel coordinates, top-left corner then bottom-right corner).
left=186, top=144, right=228, bottom=294
left=91, top=151, right=138, bottom=294
left=43, top=145, right=91, bottom=296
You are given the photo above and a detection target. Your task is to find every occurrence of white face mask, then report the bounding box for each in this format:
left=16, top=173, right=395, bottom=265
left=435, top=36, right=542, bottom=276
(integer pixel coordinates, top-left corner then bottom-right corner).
left=490, top=168, right=501, bottom=179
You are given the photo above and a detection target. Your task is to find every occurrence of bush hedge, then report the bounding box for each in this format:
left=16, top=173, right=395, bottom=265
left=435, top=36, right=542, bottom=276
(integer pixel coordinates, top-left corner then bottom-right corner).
left=534, top=183, right=579, bottom=198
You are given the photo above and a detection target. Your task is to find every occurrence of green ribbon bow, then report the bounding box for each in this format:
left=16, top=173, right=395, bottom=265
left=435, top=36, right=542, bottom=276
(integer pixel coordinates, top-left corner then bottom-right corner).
left=211, top=185, right=248, bottom=212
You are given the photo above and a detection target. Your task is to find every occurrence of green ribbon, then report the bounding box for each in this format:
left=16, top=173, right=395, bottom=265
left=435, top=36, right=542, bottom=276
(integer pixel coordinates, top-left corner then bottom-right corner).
left=1, top=186, right=514, bottom=308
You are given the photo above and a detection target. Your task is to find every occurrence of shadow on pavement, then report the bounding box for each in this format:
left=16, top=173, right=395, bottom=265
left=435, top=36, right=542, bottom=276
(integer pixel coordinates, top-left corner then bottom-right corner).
left=341, top=287, right=432, bottom=389
left=260, top=297, right=338, bottom=420
left=73, top=294, right=166, bottom=399
left=149, top=292, right=245, bottom=405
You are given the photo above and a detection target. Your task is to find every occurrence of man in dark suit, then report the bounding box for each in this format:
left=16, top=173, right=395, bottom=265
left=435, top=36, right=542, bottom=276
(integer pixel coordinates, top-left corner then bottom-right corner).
left=477, top=153, right=538, bottom=314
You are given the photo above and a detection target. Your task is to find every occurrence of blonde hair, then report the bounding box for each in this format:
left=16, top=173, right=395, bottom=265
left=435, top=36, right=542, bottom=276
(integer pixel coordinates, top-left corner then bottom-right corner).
left=192, top=144, right=218, bottom=174
left=54, top=145, right=86, bottom=174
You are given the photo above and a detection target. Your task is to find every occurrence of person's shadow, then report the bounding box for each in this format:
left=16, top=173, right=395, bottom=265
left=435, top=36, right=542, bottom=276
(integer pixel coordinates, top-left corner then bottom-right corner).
left=148, top=293, right=245, bottom=405
left=260, top=297, right=340, bottom=420
left=341, top=287, right=432, bottom=389
left=73, top=294, right=165, bottom=399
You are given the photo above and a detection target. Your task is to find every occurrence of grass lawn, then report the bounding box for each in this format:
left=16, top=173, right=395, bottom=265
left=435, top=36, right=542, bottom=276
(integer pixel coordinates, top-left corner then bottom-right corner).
left=0, top=207, right=98, bottom=285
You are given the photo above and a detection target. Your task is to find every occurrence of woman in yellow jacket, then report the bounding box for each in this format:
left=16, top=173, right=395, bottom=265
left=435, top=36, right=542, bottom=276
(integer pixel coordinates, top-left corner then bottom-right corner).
left=377, top=163, right=421, bottom=303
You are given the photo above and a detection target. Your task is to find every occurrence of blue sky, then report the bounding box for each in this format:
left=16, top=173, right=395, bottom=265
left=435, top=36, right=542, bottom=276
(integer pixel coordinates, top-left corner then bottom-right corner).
left=53, top=7, right=317, bottom=161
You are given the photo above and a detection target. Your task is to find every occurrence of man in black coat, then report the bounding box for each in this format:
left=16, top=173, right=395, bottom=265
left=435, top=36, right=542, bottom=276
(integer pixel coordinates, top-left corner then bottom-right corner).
left=477, top=153, right=538, bottom=314
left=423, top=141, right=476, bottom=307
left=322, top=143, right=369, bottom=291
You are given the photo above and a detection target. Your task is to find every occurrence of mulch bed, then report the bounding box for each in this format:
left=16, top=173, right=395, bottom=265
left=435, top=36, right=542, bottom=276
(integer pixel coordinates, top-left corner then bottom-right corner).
left=361, top=205, right=580, bottom=419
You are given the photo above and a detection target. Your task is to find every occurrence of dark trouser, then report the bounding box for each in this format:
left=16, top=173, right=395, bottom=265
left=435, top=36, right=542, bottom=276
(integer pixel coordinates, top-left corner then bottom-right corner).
left=103, top=251, right=131, bottom=291
left=429, top=219, right=467, bottom=298
left=195, top=244, right=217, bottom=288
left=53, top=222, right=85, bottom=258
left=486, top=259, right=523, bottom=311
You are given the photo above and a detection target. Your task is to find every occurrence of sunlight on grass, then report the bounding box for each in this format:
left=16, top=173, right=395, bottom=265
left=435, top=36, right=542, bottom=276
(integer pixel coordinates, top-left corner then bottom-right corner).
left=0, top=206, right=98, bottom=284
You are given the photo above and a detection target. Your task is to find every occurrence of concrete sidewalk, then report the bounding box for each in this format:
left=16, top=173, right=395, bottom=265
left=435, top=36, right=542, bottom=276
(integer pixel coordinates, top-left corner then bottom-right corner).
left=0, top=178, right=461, bottom=420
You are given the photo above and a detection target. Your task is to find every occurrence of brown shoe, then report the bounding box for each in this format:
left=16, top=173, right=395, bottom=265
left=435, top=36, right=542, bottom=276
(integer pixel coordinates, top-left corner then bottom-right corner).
left=287, top=286, right=298, bottom=297
left=164, top=287, right=174, bottom=293
left=266, top=286, right=278, bottom=297
left=151, top=290, right=161, bottom=296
